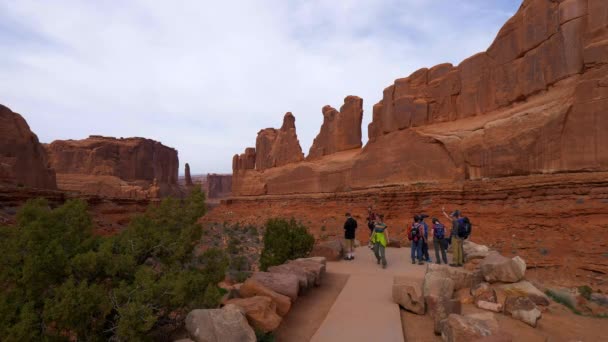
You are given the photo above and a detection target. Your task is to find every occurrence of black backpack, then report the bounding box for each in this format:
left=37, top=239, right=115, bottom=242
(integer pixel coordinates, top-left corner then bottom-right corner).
left=409, top=223, right=421, bottom=241
left=458, top=217, right=472, bottom=238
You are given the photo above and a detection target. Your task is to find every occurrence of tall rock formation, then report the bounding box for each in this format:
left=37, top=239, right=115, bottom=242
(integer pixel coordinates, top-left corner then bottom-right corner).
left=230, top=0, right=608, bottom=196
left=255, top=113, right=304, bottom=170
left=45, top=136, right=179, bottom=198
left=308, top=96, right=363, bottom=159
left=0, top=104, right=56, bottom=189
left=185, top=163, right=193, bottom=186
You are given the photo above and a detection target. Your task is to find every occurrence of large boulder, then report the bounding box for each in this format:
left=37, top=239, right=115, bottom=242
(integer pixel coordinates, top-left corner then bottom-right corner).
left=427, top=263, right=482, bottom=290
left=480, top=252, right=526, bottom=283
left=251, top=272, right=299, bottom=302
left=463, top=241, right=491, bottom=261
left=504, top=296, right=541, bottom=327
left=440, top=313, right=499, bottom=342
left=225, top=296, right=282, bottom=333
left=310, top=240, right=344, bottom=261
left=424, top=273, right=458, bottom=334
left=185, top=305, right=256, bottom=342
left=294, top=256, right=327, bottom=266
left=495, top=281, right=549, bottom=306
left=239, top=278, right=291, bottom=316
left=268, top=263, right=314, bottom=292
left=288, top=259, right=325, bottom=286
left=393, top=276, right=425, bottom=315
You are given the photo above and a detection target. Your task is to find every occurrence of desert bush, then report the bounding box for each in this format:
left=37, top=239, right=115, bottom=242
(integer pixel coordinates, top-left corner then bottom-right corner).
left=259, top=218, right=314, bottom=271
left=0, top=187, right=228, bottom=340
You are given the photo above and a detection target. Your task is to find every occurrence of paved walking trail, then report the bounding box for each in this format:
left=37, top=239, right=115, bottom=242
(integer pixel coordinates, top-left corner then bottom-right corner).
left=311, top=246, right=427, bottom=342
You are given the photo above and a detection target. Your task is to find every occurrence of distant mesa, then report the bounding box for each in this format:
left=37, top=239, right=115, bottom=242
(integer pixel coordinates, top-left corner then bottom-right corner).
left=44, top=135, right=181, bottom=199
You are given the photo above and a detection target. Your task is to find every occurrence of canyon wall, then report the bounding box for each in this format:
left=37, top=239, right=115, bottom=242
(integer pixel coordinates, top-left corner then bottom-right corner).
left=0, top=104, right=56, bottom=189
left=207, top=174, right=232, bottom=200
left=45, top=135, right=180, bottom=198
left=231, top=0, right=608, bottom=196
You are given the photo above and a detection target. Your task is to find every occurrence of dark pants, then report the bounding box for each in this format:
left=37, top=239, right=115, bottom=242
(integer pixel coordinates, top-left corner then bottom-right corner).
left=411, top=240, right=422, bottom=261
left=422, top=240, right=430, bottom=261
left=434, top=238, right=448, bottom=264
left=373, top=243, right=387, bottom=266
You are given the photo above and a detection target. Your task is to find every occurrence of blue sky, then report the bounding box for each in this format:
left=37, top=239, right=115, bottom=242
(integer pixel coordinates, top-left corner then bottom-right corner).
left=0, top=1, right=521, bottom=174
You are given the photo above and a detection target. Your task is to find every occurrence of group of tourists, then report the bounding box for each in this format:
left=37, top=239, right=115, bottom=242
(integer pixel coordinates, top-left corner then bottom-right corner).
left=342, top=206, right=472, bottom=269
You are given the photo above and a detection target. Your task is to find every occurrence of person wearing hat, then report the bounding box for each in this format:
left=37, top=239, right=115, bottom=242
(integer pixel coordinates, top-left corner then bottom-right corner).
left=431, top=217, right=448, bottom=264
left=442, top=207, right=464, bottom=267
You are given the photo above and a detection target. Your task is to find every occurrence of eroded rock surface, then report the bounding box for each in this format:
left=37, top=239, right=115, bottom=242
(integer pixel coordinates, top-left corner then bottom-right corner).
left=0, top=104, right=56, bottom=189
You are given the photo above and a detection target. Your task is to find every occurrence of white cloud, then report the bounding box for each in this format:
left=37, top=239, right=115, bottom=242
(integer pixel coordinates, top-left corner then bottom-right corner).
left=0, top=0, right=520, bottom=174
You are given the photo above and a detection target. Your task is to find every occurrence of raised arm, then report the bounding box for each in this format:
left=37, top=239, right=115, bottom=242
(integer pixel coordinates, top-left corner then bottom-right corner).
left=441, top=206, right=451, bottom=221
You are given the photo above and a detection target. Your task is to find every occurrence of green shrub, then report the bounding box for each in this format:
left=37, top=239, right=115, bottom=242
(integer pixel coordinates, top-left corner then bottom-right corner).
left=256, top=329, right=276, bottom=342
left=259, top=218, right=314, bottom=271
left=578, top=285, right=593, bottom=300
left=546, top=289, right=581, bottom=315
left=0, top=187, right=227, bottom=340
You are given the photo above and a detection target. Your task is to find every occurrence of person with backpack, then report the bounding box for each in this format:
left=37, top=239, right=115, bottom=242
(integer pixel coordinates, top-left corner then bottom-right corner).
left=343, top=212, right=358, bottom=261
left=408, top=215, right=424, bottom=265
left=419, top=214, right=432, bottom=263
left=431, top=217, right=448, bottom=264
left=370, top=214, right=389, bottom=268
left=442, top=207, right=469, bottom=267
left=366, top=207, right=377, bottom=249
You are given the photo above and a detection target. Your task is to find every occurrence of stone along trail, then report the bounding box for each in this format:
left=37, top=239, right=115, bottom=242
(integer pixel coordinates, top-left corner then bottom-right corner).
left=311, top=246, right=425, bottom=342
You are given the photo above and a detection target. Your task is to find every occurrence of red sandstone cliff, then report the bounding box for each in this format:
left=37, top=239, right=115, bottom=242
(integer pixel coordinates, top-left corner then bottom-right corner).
left=231, top=0, right=608, bottom=196
left=308, top=96, right=363, bottom=160
left=0, top=104, right=56, bottom=189
left=207, top=173, right=232, bottom=200
left=45, top=135, right=180, bottom=198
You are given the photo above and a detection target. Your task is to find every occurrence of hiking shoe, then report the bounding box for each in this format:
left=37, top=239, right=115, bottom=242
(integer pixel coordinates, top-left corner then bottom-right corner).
left=418, top=261, right=424, bottom=265
left=377, top=259, right=380, bottom=264
left=449, top=264, right=457, bottom=267
left=382, top=264, right=387, bottom=269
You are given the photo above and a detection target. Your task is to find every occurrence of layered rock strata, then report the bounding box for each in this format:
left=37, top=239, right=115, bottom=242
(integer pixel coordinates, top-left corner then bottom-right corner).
left=45, top=135, right=179, bottom=198
left=0, top=104, right=56, bottom=189
left=231, top=0, right=608, bottom=196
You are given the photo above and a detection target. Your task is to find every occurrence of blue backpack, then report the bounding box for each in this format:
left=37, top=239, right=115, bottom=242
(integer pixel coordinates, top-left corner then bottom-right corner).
left=434, top=223, right=445, bottom=239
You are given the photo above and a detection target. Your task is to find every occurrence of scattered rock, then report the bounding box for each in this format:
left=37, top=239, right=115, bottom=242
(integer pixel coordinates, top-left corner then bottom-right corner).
left=393, top=276, right=425, bottom=315
left=427, top=263, right=482, bottom=290
left=185, top=305, right=256, bottom=342
left=463, top=241, right=490, bottom=261
left=591, top=293, right=608, bottom=306
left=454, top=288, right=474, bottom=305
left=476, top=300, right=503, bottom=313
left=471, top=283, right=497, bottom=303
left=251, top=272, right=299, bottom=302
left=225, top=296, right=282, bottom=333
left=504, top=296, right=542, bottom=327
left=440, top=313, right=499, bottom=342
left=239, top=278, right=291, bottom=316
left=310, top=240, right=343, bottom=261
left=480, top=252, right=526, bottom=283
left=496, top=281, right=549, bottom=306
